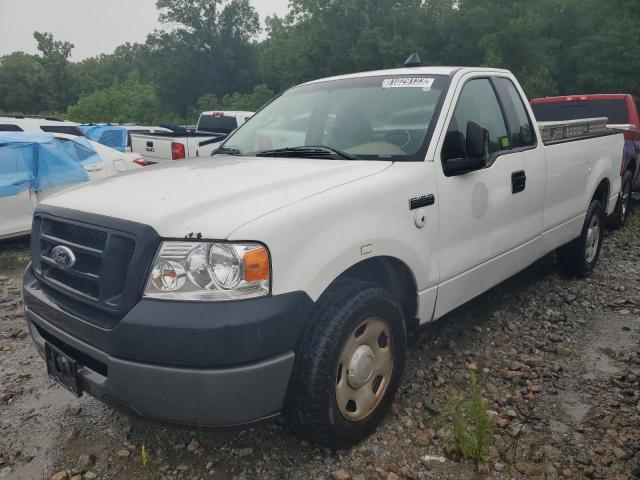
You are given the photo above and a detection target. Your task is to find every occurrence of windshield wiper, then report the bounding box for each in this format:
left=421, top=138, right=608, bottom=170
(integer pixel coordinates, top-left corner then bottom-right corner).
left=254, top=145, right=358, bottom=160
left=212, top=145, right=242, bottom=156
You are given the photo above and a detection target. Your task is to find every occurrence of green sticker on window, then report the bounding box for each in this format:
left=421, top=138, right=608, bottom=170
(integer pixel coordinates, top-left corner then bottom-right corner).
left=501, top=137, right=510, bottom=148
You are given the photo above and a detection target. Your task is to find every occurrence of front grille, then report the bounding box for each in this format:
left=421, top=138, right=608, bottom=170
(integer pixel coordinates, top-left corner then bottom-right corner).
left=32, top=214, right=138, bottom=315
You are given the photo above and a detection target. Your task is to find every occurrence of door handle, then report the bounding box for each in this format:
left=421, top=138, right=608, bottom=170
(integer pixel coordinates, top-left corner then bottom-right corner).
left=511, top=170, right=526, bottom=194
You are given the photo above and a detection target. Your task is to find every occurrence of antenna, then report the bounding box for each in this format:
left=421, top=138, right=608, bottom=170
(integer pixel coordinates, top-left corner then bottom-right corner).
left=404, top=52, right=421, bottom=67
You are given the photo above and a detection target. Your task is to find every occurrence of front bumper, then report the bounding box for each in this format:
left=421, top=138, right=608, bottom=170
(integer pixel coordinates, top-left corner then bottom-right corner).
left=24, top=267, right=314, bottom=426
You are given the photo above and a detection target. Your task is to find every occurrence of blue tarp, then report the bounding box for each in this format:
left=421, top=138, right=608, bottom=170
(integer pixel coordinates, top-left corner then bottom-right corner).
left=80, top=124, right=128, bottom=152
left=0, top=132, right=100, bottom=197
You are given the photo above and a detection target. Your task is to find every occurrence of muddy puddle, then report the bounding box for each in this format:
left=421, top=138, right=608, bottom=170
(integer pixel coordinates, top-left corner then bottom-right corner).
left=583, top=311, right=639, bottom=378
left=557, top=311, right=639, bottom=427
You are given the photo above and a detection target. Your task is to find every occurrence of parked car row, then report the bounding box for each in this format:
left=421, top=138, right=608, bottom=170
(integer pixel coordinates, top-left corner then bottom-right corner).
left=0, top=112, right=253, bottom=239
left=19, top=60, right=632, bottom=448
left=0, top=132, right=143, bottom=239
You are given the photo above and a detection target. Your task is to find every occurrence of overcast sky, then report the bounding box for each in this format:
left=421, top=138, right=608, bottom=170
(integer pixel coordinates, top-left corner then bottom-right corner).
left=0, top=0, right=289, bottom=60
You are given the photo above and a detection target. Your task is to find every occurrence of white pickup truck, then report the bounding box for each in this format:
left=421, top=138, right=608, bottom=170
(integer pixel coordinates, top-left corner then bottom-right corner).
left=23, top=65, right=623, bottom=447
left=129, top=111, right=253, bottom=163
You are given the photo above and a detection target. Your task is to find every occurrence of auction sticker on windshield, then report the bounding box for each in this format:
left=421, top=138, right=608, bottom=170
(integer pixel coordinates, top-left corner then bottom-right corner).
left=382, top=77, right=434, bottom=90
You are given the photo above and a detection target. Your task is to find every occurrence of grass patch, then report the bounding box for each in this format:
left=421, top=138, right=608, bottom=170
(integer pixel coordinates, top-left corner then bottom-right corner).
left=444, top=372, right=494, bottom=465
left=614, top=206, right=640, bottom=249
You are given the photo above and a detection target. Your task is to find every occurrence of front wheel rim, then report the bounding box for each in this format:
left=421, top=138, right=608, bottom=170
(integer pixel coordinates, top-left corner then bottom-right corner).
left=335, top=317, right=394, bottom=422
left=585, top=213, right=601, bottom=263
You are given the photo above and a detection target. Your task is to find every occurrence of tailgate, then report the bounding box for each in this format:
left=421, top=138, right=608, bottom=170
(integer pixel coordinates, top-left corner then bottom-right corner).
left=130, top=134, right=185, bottom=163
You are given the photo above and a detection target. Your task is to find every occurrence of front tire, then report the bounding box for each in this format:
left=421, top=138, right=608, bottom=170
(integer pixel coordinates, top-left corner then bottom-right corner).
left=609, top=170, right=633, bottom=229
left=557, top=199, right=605, bottom=277
left=285, top=280, right=407, bottom=448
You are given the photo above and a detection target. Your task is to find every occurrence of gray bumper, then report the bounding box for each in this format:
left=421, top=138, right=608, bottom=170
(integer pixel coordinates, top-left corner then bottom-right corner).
left=27, top=309, right=295, bottom=426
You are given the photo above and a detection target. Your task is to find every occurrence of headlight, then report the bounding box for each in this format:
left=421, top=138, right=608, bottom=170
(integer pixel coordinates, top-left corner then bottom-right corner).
left=144, top=241, right=270, bottom=301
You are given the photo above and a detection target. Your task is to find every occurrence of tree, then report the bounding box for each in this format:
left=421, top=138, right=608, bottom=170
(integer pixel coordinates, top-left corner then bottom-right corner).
left=33, top=32, right=75, bottom=112
left=149, top=0, right=261, bottom=115
left=195, top=84, right=275, bottom=113
left=66, top=72, right=164, bottom=124
left=0, top=52, right=44, bottom=114
left=1, top=0, right=639, bottom=120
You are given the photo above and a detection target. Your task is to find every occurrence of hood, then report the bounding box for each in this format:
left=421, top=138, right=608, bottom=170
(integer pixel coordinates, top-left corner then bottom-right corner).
left=41, top=155, right=391, bottom=238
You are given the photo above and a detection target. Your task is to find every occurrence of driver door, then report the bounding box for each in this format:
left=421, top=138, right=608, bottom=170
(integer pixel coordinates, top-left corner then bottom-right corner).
left=433, top=75, right=544, bottom=317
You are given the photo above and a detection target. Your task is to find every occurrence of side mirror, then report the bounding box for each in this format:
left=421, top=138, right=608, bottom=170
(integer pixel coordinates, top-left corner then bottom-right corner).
left=442, top=121, right=490, bottom=176
left=465, top=120, right=490, bottom=159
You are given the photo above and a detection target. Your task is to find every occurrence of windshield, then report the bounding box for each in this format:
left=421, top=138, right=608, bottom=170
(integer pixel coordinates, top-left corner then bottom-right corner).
left=222, top=74, right=449, bottom=161
left=198, top=115, right=239, bottom=134
left=532, top=99, right=630, bottom=124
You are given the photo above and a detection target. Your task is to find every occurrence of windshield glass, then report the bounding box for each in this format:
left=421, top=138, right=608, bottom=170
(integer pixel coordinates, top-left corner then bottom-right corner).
left=223, top=74, right=449, bottom=161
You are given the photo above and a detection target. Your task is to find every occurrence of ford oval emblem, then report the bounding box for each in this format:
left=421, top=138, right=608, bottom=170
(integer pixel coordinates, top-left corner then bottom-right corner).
left=51, top=245, right=76, bottom=269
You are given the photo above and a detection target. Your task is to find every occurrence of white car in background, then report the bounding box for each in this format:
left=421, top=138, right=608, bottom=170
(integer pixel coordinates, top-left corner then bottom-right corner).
left=0, top=132, right=143, bottom=239
left=0, top=115, right=85, bottom=136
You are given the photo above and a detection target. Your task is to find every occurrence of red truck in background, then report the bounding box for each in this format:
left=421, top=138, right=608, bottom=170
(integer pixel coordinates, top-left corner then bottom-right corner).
left=531, top=94, right=640, bottom=228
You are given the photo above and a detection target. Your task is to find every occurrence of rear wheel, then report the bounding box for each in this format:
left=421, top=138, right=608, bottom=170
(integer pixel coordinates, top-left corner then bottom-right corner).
left=557, top=199, right=605, bottom=277
left=609, top=170, right=633, bottom=229
left=285, top=280, right=407, bottom=447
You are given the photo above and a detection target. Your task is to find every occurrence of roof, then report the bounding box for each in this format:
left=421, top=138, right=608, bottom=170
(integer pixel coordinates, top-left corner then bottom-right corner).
left=0, top=116, right=80, bottom=127
left=301, top=66, right=511, bottom=86
left=0, top=114, right=65, bottom=121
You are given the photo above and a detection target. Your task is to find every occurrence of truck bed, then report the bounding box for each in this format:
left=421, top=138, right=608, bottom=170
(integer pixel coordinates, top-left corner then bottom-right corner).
left=130, top=132, right=227, bottom=163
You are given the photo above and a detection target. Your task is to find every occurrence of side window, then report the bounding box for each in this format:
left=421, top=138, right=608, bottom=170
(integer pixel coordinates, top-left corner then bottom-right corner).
left=41, top=125, right=85, bottom=136
left=493, top=77, right=536, bottom=148
left=0, top=124, right=23, bottom=132
left=447, top=78, right=509, bottom=155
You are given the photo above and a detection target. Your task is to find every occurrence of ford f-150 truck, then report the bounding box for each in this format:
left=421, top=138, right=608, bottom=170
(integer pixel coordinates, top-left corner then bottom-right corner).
left=23, top=65, right=623, bottom=447
left=532, top=94, right=640, bottom=228
left=130, top=111, right=253, bottom=164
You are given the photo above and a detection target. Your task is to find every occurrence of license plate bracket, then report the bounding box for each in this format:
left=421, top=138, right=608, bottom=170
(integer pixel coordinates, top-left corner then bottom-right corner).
left=45, top=343, right=82, bottom=397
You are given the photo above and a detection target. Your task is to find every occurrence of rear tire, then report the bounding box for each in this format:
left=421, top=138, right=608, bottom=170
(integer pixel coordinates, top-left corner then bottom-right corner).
left=557, top=199, right=605, bottom=277
left=285, top=279, right=407, bottom=448
left=608, top=170, right=633, bottom=229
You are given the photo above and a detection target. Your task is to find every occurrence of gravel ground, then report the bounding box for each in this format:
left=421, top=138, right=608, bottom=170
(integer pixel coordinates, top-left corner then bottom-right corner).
left=1, top=203, right=639, bottom=480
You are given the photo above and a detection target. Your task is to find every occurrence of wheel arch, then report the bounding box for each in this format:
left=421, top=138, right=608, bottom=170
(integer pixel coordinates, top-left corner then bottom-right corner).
left=592, top=177, right=610, bottom=210
left=335, top=256, right=419, bottom=330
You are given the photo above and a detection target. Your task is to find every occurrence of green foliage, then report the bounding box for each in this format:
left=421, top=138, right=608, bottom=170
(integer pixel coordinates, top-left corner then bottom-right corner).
left=195, top=84, right=275, bottom=115
left=0, top=52, right=44, bottom=114
left=33, top=31, right=76, bottom=112
left=0, top=0, right=639, bottom=121
left=445, top=372, right=494, bottom=464
left=66, top=72, right=164, bottom=124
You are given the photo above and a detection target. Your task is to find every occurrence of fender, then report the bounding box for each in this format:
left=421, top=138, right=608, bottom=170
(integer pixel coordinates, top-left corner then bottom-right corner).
left=230, top=161, right=440, bottom=319
left=584, top=133, right=624, bottom=216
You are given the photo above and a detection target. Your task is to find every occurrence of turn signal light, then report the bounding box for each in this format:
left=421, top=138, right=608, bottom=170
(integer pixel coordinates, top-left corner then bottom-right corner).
left=243, top=246, right=270, bottom=282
